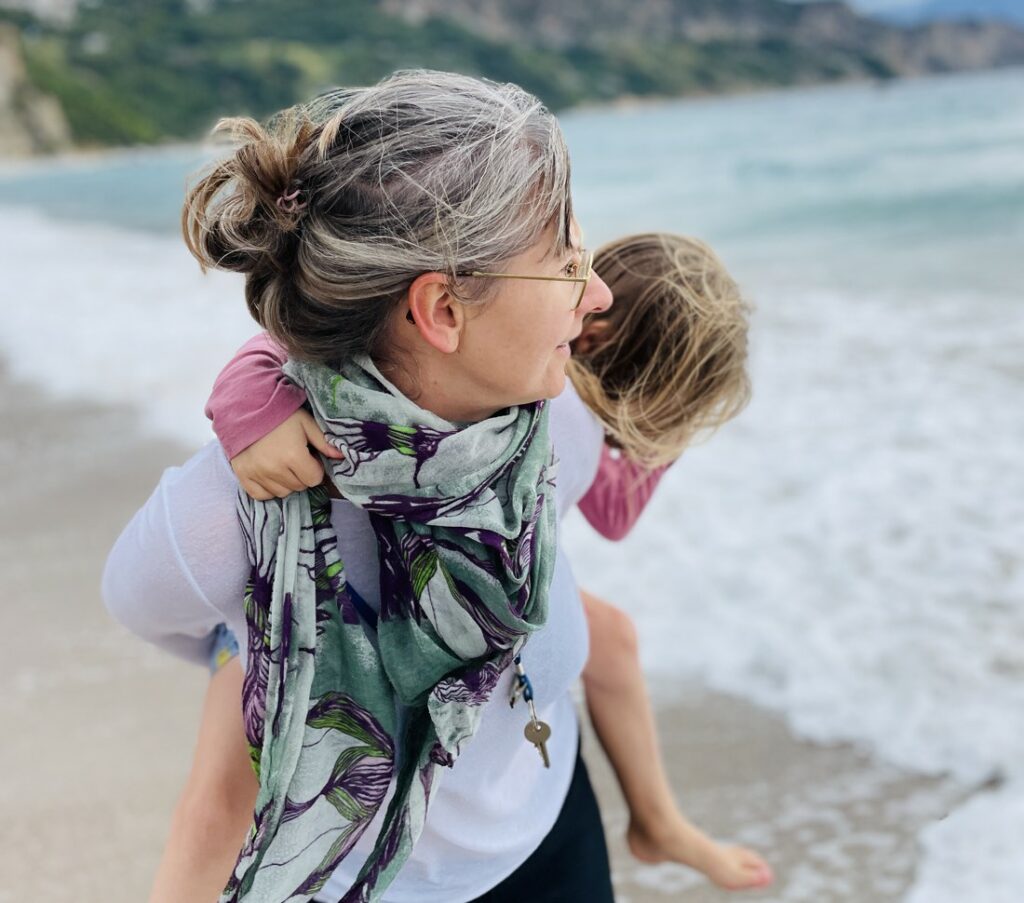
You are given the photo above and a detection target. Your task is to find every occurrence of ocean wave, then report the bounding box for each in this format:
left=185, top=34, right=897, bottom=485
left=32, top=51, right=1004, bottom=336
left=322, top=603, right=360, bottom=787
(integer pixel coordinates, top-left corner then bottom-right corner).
left=0, top=205, right=254, bottom=447
left=907, top=779, right=1024, bottom=903
left=559, top=275, right=1023, bottom=900
left=564, top=279, right=1024, bottom=776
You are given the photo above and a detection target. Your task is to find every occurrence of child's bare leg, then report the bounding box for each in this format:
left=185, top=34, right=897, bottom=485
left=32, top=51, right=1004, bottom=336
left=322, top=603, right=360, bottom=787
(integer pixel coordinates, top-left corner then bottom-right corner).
left=149, top=657, right=257, bottom=903
left=580, top=589, right=773, bottom=891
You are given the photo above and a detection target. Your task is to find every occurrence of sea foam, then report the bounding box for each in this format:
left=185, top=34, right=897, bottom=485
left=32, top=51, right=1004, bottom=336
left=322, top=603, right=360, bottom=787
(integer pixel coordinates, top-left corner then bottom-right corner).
left=561, top=274, right=1024, bottom=767
left=0, top=206, right=253, bottom=446
left=560, top=275, right=1024, bottom=901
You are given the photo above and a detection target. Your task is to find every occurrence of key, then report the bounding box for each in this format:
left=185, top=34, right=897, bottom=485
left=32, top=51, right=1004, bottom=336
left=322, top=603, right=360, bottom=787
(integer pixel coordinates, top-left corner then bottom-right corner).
left=524, top=719, right=551, bottom=768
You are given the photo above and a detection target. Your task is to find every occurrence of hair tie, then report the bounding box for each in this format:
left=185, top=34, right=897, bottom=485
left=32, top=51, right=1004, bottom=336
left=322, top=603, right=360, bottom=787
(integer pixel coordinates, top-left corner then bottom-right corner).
left=276, top=186, right=307, bottom=214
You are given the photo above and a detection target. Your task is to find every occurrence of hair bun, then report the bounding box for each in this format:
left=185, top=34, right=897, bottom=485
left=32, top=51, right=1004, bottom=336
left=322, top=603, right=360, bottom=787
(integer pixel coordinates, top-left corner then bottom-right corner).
left=182, top=112, right=318, bottom=277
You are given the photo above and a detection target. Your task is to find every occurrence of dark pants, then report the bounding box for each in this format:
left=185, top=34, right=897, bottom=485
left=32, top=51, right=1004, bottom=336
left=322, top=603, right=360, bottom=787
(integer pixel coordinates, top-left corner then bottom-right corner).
left=471, top=741, right=615, bottom=902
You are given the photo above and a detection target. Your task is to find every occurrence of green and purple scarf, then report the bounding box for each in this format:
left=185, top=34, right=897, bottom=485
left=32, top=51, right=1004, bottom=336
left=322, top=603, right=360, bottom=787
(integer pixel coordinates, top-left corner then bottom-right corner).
left=220, top=355, right=557, bottom=902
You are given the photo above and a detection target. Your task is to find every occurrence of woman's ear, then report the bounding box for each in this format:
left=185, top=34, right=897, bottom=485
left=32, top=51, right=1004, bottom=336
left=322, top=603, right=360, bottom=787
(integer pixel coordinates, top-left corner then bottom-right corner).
left=571, top=317, right=613, bottom=355
left=405, top=273, right=464, bottom=354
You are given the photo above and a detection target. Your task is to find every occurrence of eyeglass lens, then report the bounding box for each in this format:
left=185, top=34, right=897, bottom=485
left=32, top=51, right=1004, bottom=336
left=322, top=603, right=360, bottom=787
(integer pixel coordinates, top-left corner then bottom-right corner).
left=572, top=252, right=593, bottom=310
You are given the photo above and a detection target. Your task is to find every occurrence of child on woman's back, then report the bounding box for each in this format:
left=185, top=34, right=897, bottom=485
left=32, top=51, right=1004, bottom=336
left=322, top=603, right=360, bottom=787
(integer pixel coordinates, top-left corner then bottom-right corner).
left=148, top=233, right=773, bottom=901
left=568, top=233, right=762, bottom=882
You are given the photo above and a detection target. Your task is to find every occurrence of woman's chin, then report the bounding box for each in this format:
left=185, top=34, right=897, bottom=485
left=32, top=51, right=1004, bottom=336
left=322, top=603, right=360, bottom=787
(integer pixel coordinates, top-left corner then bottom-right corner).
left=503, top=365, right=569, bottom=408
left=542, top=367, right=569, bottom=400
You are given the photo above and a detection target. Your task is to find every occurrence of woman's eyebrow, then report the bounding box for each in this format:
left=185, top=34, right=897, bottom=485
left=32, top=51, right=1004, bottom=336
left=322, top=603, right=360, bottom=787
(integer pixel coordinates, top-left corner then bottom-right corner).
left=536, top=231, right=582, bottom=263
left=536, top=245, right=573, bottom=263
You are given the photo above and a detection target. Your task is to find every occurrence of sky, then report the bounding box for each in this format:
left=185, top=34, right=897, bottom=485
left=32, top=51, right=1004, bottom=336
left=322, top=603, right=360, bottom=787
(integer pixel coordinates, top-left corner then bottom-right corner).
left=805, top=0, right=1024, bottom=21
left=793, top=0, right=923, bottom=11
left=854, top=0, right=922, bottom=9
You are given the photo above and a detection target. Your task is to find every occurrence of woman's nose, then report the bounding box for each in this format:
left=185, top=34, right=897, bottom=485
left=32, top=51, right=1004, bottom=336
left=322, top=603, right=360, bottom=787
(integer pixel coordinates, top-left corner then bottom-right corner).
left=580, top=272, right=613, bottom=316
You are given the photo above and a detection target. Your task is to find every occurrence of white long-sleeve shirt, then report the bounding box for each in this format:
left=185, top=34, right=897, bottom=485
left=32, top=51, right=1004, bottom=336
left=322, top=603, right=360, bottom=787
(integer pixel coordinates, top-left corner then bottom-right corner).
left=102, top=385, right=604, bottom=902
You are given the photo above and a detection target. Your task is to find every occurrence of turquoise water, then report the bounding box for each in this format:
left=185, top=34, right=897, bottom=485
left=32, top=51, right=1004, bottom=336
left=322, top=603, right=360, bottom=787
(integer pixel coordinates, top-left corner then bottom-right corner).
left=0, top=144, right=210, bottom=234
left=2, top=68, right=1021, bottom=295
left=564, top=68, right=1024, bottom=297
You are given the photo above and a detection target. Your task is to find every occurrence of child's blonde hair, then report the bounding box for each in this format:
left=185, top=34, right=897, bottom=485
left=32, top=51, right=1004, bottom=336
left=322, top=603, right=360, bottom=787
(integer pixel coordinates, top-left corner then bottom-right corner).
left=568, top=233, right=752, bottom=468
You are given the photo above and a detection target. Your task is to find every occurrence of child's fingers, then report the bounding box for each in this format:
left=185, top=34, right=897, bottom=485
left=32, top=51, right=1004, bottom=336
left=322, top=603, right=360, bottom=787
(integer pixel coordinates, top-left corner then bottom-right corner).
left=283, top=469, right=313, bottom=492
left=241, top=479, right=275, bottom=501
left=301, top=414, right=344, bottom=459
left=261, top=477, right=298, bottom=499
left=289, top=452, right=326, bottom=489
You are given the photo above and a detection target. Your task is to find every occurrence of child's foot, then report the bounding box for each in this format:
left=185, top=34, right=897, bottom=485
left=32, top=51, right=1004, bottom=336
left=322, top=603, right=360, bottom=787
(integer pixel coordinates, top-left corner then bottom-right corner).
left=627, top=815, right=774, bottom=891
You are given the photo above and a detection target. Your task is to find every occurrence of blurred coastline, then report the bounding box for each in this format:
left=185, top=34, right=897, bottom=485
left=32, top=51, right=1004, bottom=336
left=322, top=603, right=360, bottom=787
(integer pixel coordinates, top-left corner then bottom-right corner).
left=3, top=0, right=1024, bottom=158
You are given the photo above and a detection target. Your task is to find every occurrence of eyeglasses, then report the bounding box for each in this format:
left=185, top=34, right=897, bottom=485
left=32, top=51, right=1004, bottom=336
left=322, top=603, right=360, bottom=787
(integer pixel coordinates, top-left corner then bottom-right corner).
left=458, top=249, right=594, bottom=311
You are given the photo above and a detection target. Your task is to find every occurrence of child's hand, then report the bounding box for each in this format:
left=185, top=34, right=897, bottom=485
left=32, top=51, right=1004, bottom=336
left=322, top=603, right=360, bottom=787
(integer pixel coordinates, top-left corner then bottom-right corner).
left=230, top=409, right=343, bottom=500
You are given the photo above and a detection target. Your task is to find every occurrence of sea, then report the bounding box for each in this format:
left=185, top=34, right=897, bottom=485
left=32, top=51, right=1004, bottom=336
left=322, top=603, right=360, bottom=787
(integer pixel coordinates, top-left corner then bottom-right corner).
left=1, top=67, right=1021, bottom=902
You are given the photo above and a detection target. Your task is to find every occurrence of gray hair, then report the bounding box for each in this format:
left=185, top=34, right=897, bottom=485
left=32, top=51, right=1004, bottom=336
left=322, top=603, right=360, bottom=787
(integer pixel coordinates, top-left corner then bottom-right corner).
left=183, top=69, right=574, bottom=365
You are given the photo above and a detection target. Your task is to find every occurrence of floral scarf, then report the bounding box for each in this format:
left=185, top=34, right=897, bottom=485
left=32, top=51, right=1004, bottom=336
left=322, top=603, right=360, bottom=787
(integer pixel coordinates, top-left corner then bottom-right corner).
left=220, top=355, right=557, bottom=902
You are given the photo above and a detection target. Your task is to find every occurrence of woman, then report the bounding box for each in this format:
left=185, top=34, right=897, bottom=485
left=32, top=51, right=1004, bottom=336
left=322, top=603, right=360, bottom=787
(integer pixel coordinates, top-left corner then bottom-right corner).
left=103, top=69, right=614, bottom=902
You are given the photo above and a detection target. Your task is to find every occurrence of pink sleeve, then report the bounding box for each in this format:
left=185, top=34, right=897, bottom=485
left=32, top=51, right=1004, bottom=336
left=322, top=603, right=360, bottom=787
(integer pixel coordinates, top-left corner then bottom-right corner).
left=577, top=444, right=671, bottom=541
left=204, top=333, right=308, bottom=460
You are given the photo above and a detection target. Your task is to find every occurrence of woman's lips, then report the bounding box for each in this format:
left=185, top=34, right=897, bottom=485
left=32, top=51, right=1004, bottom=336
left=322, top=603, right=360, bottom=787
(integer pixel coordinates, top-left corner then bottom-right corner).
left=556, top=330, right=579, bottom=356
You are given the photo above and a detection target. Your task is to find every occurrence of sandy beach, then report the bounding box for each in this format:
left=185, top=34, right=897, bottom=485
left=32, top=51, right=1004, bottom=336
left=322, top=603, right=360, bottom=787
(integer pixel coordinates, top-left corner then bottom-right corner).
left=0, top=368, right=968, bottom=903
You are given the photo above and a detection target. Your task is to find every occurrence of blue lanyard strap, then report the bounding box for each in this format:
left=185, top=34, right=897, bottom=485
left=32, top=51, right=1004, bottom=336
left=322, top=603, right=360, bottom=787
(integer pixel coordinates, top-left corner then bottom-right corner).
left=510, top=653, right=535, bottom=703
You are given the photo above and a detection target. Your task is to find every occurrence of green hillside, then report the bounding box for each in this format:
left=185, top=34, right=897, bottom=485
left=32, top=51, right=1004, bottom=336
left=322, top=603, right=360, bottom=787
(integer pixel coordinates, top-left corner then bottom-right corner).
left=0, top=0, right=912, bottom=148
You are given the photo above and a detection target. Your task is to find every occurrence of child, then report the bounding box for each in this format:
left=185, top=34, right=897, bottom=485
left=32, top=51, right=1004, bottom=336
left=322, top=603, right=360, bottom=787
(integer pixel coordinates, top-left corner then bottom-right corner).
left=151, top=233, right=771, bottom=900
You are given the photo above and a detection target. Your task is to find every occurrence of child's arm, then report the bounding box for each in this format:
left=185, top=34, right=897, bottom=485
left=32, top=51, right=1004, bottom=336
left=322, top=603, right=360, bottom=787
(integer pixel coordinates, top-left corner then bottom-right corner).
left=205, top=333, right=305, bottom=459
left=149, top=658, right=256, bottom=902
left=206, top=333, right=341, bottom=500
left=577, top=444, right=672, bottom=541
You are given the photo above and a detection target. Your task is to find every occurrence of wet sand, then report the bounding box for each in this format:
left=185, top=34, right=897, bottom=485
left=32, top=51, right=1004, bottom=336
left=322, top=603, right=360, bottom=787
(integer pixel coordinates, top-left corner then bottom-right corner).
left=0, top=371, right=966, bottom=902
left=0, top=372, right=208, bottom=901
left=581, top=687, right=967, bottom=903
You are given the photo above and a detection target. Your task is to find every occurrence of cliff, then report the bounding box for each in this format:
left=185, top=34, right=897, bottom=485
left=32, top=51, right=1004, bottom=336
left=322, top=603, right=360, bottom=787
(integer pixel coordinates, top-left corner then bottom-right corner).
left=384, top=0, right=1024, bottom=76
left=0, top=23, right=69, bottom=156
